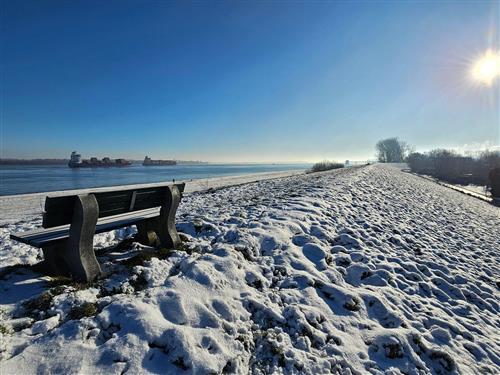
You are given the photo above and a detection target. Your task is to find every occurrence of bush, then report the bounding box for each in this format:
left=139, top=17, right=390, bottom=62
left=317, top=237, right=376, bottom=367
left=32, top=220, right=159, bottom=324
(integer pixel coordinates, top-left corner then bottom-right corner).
left=310, top=161, right=344, bottom=173
left=406, top=152, right=431, bottom=174
left=489, top=167, right=500, bottom=198
left=407, top=149, right=500, bottom=187
left=428, top=149, right=470, bottom=183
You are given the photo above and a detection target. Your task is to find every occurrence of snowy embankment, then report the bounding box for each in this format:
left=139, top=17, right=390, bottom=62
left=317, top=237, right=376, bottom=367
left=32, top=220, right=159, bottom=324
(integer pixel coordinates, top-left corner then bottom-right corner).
left=1, top=164, right=499, bottom=374
left=402, top=171, right=493, bottom=203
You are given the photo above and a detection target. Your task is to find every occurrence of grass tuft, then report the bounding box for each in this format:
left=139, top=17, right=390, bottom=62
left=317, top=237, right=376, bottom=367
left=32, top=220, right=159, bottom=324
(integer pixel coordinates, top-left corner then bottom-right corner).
left=47, top=276, right=94, bottom=292
left=68, top=302, right=98, bottom=320
left=0, top=324, right=11, bottom=335
left=23, top=291, right=53, bottom=317
left=120, top=248, right=173, bottom=269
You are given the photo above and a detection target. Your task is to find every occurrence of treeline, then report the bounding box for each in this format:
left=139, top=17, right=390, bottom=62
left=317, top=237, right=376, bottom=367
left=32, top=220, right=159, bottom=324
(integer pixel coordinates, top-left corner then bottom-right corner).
left=0, top=159, right=68, bottom=165
left=407, top=150, right=500, bottom=185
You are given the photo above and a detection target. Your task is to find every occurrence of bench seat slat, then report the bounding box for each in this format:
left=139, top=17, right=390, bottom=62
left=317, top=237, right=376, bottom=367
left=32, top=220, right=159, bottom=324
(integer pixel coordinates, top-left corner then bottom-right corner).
left=11, top=207, right=161, bottom=248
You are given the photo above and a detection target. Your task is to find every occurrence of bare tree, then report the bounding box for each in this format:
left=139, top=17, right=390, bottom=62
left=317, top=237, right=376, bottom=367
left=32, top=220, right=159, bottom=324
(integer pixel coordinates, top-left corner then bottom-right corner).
left=376, top=138, right=410, bottom=163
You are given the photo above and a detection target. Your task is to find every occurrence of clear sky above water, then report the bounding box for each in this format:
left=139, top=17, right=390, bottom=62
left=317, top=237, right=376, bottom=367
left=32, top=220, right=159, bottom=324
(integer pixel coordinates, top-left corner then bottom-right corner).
left=1, top=0, right=499, bottom=162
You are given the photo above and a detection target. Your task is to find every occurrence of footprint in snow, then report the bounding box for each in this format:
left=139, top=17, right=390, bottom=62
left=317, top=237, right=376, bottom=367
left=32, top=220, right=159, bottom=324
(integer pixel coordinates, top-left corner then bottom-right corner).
left=301, top=243, right=330, bottom=271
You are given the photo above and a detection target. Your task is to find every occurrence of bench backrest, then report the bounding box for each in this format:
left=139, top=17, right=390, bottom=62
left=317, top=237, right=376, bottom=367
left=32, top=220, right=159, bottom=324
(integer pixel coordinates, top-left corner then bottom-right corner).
left=42, top=183, right=185, bottom=228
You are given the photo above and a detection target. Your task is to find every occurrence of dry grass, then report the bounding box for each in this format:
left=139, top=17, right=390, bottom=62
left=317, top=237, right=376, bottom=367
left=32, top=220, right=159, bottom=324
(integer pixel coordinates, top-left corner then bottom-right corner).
left=309, top=161, right=344, bottom=173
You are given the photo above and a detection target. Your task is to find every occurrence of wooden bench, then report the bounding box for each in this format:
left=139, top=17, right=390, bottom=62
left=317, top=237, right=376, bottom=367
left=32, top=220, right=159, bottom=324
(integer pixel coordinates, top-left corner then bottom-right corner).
left=10, top=183, right=186, bottom=282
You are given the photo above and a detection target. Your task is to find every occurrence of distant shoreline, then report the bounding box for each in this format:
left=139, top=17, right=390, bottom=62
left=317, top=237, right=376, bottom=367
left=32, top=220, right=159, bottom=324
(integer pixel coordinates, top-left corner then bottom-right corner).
left=0, top=159, right=68, bottom=165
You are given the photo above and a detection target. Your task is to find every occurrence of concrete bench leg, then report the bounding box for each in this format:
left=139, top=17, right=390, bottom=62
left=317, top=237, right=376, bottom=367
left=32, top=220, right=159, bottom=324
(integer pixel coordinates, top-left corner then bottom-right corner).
left=135, top=221, right=160, bottom=247
left=40, top=195, right=100, bottom=282
left=136, top=185, right=182, bottom=249
left=63, top=194, right=101, bottom=282
left=41, top=242, right=70, bottom=277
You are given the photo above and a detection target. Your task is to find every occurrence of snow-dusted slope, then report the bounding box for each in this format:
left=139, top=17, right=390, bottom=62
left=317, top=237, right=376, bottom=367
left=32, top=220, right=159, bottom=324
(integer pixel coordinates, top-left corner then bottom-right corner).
left=0, top=164, right=499, bottom=374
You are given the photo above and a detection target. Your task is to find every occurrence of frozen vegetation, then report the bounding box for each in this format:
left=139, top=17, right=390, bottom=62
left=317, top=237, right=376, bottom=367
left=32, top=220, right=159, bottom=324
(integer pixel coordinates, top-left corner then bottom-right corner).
left=0, top=164, right=499, bottom=374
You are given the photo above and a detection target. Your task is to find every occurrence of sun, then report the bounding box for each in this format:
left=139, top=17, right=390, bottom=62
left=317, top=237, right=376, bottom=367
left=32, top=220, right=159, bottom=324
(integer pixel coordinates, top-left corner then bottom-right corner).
left=471, top=49, right=500, bottom=86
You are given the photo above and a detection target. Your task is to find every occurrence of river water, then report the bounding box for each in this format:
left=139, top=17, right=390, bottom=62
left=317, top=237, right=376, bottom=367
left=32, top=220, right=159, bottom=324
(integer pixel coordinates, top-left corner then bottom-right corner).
left=0, top=163, right=310, bottom=196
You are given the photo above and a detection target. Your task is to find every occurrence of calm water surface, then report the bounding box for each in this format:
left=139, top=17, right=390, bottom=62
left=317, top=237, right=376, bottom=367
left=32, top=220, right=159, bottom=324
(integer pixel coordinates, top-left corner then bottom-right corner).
left=0, top=163, right=310, bottom=196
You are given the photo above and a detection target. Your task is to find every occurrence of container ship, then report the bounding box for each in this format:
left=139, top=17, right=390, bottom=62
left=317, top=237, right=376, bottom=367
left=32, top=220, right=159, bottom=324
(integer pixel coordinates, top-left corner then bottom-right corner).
left=68, top=151, right=132, bottom=168
left=142, top=156, right=177, bottom=166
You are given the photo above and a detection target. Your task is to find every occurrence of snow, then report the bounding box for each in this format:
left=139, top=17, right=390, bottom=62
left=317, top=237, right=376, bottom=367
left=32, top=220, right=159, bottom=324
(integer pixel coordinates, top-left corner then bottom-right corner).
left=0, top=164, right=499, bottom=374
left=459, top=184, right=490, bottom=197
left=404, top=171, right=493, bottom=203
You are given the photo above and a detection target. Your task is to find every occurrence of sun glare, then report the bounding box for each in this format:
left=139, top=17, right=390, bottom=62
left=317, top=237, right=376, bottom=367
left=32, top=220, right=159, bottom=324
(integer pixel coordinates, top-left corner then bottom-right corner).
left=471, top=49, right=500, bottom=86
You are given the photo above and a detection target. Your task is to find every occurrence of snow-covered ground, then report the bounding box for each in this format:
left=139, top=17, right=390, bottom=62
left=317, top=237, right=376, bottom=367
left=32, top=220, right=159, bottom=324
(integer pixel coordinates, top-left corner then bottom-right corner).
left=0, top=164, right=499, bottom=374
left=458, top=184, right=490, bottom=197
left=404, top=172, right=492, bottom=202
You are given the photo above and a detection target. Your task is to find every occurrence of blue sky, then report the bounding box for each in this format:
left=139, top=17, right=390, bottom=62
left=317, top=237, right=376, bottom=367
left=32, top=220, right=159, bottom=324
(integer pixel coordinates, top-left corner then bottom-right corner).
left=1, top=0, right=499, bottom=162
